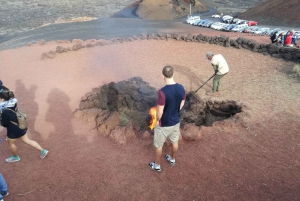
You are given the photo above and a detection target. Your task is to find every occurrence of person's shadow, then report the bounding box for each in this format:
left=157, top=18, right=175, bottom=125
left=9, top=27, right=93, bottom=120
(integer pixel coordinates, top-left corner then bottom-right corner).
left=15, top=80, right=42, bottom=141
left=45, top=88, right=74, bottom=141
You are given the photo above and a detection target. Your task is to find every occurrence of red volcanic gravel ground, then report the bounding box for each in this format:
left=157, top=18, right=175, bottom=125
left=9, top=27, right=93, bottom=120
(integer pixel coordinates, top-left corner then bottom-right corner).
left=0, top=28, right=299, bottom=201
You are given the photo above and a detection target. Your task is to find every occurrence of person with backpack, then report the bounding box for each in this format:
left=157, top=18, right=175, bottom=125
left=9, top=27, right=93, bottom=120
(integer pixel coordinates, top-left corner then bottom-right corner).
left=0, top=85, right=48, bottom=163
left=277, top=32, right=284, bottom=45
left=270, top=31, right=279, bottom=44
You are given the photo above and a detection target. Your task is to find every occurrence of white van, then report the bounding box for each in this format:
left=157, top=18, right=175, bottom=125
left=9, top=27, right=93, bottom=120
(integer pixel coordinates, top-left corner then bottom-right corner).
left=186, top=16, right=201, bottom=24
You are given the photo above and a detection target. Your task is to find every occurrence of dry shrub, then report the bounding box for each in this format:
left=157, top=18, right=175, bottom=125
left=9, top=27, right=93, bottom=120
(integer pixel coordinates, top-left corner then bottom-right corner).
left=292, top=64, right=300, bottom=77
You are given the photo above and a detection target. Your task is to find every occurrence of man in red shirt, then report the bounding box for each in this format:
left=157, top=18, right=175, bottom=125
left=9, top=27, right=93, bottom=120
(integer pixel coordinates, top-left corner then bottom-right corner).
left=149, top=66, right=186, bottom=173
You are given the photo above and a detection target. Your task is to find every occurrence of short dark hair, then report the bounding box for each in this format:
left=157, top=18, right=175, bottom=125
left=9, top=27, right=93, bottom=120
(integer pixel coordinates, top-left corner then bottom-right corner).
left=162, top=66, right=174, bottom=78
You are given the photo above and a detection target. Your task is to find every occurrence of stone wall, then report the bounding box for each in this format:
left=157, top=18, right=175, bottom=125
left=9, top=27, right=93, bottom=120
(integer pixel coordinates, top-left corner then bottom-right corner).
left=40, top=33, right=300, bottom=62
left=191, top=34, right=300, bottom=62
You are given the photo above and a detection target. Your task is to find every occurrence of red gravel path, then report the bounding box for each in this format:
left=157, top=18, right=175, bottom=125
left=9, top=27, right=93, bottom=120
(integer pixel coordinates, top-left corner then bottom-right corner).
left=0, top=28, right=299, bottom=201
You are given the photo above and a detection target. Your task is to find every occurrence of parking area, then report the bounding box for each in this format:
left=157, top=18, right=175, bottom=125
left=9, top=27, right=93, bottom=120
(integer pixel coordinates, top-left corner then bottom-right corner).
left=185, top=14, right=300, bottom=45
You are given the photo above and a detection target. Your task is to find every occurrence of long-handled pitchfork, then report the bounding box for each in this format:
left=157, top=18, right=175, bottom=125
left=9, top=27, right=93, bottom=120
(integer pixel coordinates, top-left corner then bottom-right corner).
left=193, top=75, right=215, bottom=94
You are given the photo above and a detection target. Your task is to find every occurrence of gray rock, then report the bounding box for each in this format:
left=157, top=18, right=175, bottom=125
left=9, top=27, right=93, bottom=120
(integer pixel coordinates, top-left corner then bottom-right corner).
left=140, top=33, right=147, bottom=39
left=224, top=41, right=230, bottom=47
left=138, top=86, right=155, bottom=95
left=148, top=33, right=155, bottom=39
left=268, top=44, right=280, bottom=54
left=236, top=37, right=245, bottom=44
left=242, top=44, right=250, bottom=49
left=86, top=43, right=95, bottom=48
left=271, top=54, right=282, bottom=58
left=230, top=39, right=239, bottom=47
left=219, top=34, right=228, bottom=42
left=56, top=46, right=68, bottom=53
left=41, top=51, right=56, bottom=59
left=185, top=34, right=193, bottom=42
left=72, top=44, right=84, bottom=51
left=283, top=53, right=293, bottom=60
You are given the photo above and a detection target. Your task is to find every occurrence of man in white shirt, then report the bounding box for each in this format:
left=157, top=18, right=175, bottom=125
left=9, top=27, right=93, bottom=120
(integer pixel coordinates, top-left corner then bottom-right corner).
left=206, top=51, right=229, bottom=95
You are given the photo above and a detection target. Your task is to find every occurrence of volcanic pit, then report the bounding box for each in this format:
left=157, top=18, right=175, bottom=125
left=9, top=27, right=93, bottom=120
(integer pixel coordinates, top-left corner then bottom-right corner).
left=74, top=77, right=242, bottom=143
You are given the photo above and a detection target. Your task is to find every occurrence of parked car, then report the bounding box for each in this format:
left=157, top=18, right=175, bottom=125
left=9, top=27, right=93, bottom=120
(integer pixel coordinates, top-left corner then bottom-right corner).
left=186, top=16, right=200, bottom=24
left=261, top=28, right=271, bottom=35
left=212, top=14, right=221, bottom=18
left=211, top=22, right=227, bottom=30
left=253, top=28, right=270, bottom=35
left=210, top=22, right=221, bottom=30
left=231, top=24, right=248, bottom=32
left=197, top=19, right=209, bottom=26
left=192, top=19, right=201, bottom=25
left=243, top=26, right=259, bottom=33
left=238, top=20, right=248, bottom=25
left=249, top=27, right=262, bottom=33
left=223, top=24, right=237, bottom=31
left=231, top=18, right=241, bottom=24
left=222, top=15, right=233, bottom=21
left=203, top=21, right=213, bottom=28
left=247, top=21, right=258, bottom=26
left=222, top=15, right=233, bottom=23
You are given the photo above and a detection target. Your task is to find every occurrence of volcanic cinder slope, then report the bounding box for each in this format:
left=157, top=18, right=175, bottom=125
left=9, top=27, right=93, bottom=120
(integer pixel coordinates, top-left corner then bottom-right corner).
left=136, top=0, right=208, bottom=20
left=199, top=0, right=264, bottom=14
left=238, top=0, right=300, bottom=27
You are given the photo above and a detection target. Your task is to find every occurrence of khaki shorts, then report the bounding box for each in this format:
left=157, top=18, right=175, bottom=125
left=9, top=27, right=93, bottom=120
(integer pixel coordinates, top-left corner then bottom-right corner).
left=153, top=123, right=180, bottom=148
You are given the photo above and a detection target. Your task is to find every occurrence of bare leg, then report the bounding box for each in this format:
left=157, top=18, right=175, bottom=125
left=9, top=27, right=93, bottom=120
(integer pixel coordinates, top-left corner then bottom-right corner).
left=7, top=138, right=18, bottom=156
left=171, top=142, right=178, bottom=160
left=155, top=147, right=163, bottom=165
left=20, top=134, right=43, bottom=151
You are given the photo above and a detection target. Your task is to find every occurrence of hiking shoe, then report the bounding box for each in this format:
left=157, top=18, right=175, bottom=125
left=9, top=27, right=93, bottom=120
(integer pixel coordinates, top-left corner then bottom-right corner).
left=5, top=155, right=20, bottom=163
left=149, top=162, right=162, bottom=173
left=165, top=155, right=175, bottom=166
left=40, top=150, right=49, bottom=159
left=206, top=92, right=215, bottom=96
left=1, top=191, right=9, bottom=196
